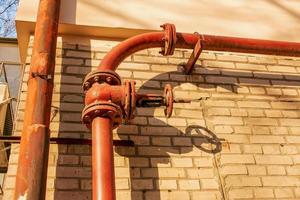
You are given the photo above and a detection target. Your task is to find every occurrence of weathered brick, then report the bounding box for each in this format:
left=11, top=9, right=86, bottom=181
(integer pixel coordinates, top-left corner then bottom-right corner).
left=134, top=55, right=167, bottom=64
left=216, top=53, right=247, bottom=62
left=254, top=155, right=293, bottom=165
left=207, top=108, right=230, bottom=116
left=172, top=158, right=193, bottom=167
left=250, top=136, right=284, bottom=143
left=267, top=166, right=286, bottom=175
left=245, top=118, right=277, bottom=126
left=66, top=50, right=91, bottom=58
left=254, top=188, right=274, bottom=198
left=262, top=145, right=281, bottom=154
left=267, top=65, right=297, bottom=73
left=211, top=116, right=243, bottom=125
left=129, top=158, right=149, bottom=167
left=132, top=179, right=154, bottom=190
left=248, top=56, right=277, bottom=64
left=206, top=76, right=237, bottom=84
left=221, top=165, right=247, bottom=175
left=247, top=165, right=266, bottom=175
left=243, top=144, right=262, bottom=154
left=220, top=155, right=255, bottom=165
left=225, top=176, right=261, bottom=187
left=228, top=189, right=253, bottom=199
left=236, top=63, right=266, bottom=71
left=202, top=60, right=235, bottom=69
left=275, top=188, right=294, bottom=198
left=56, top=179, right=79, bottom=190
left=179, top=180, right=200, bottom=190
left=187, top=168, right=215, bottom=179
left=281, top=119, right=300, bottom=126
left=156, top=179, right=177, bottom=190
left=262, top=176, right=300, bottom=186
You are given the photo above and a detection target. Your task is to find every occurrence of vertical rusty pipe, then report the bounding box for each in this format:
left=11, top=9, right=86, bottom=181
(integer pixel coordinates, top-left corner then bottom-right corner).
left=92, top=117, right=115, bottom=200
left=13, top=0, right=60, bottom=199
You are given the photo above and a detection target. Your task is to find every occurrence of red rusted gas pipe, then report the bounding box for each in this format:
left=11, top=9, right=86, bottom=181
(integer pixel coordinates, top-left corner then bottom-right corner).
left=99, top=31, right=300, bottom=71
left=14, top=0, right=60, bottom=199
left=82, top=23, right=300, bottom=200
left=92, top=117, right=115, bottom=200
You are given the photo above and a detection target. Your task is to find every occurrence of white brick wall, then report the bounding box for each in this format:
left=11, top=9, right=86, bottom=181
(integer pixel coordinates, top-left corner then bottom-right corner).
left=3, top=35, right=300, bottom=199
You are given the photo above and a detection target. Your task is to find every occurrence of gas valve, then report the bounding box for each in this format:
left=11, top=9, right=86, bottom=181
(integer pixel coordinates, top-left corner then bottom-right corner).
left=136, top=84, right=174, bottom=118
left=82, top=70, right=196, bottom=129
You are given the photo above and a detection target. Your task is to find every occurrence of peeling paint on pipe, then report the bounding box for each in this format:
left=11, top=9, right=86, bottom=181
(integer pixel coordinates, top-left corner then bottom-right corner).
left=13, top=0, right=61, bottom=199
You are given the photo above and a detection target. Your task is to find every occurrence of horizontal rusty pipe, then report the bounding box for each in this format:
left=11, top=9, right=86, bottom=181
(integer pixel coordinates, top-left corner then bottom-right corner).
left=14, top=0, right=60, bottom=199
left=92, top=117, right=115, bottom=200
left=99, top=32, right=300, bottom=71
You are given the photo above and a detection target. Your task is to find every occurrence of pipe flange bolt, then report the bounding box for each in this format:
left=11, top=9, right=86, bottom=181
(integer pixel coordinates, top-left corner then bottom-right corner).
left=82, top=101, right=122, bottom=129
left=83, top=69, right=121, bottom=91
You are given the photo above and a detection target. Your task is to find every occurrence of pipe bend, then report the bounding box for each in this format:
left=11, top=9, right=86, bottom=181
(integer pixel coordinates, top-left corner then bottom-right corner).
left=99, top=28, right=300, bottom=72
left=98, top=31, right=199, bottom=71
left=99, top=32, right=164, bottom=71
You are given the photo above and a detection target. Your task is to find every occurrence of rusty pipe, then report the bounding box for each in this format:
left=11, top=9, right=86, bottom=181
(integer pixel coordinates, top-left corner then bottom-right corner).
left=99, top=32, right=300, bottom=71
left=86, top=24, right=300, bottom=200
left=14, top=0, right=60, bottom=199
left=92, top=117, right=115, bottom=200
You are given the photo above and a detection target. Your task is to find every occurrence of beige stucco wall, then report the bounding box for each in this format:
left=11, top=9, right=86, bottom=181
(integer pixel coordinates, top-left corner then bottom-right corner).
left=15, top=0, right=300, bottom=62
left=0, top=43, right=19, bottom=63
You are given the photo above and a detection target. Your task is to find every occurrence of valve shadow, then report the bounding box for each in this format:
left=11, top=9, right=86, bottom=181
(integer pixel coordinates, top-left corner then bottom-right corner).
left=115, top=70, right=224, bottom=200
left=53, top=46, right=300, bottom=200
left=115, top=66, right=300, bottom=200
left=54, top=37, right=93, bottom=200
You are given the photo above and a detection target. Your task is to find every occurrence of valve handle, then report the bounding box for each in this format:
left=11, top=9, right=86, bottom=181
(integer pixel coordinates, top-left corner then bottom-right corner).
left=163, top=84, right=173, bottom=118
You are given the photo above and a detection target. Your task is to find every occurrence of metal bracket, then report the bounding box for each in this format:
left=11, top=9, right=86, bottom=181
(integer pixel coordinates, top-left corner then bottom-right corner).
left=184, top=33, right=202, bottom=74
left=160, top=23, right=177, bottom=56
left=0, top=135, right=134, bottom=146
left=31, top=72, right=52, bottom=80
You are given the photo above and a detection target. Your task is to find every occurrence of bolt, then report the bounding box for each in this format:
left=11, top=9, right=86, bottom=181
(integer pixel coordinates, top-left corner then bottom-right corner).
left=84, top=115, right=91, bottom=123
left=107, top=110, right=114, bottom=116
left=84, top=82, right=90, bottom=89
left=106, top=76, right=113, bottom=84
left=94, top=110, right=100, bottom=115
left=94, top=76, right=100, bottom=82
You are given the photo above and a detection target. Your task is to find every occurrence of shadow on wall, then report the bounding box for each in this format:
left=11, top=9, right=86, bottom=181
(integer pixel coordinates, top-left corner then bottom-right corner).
left=116, top=64, right=300, bottom=200
left=114, top=70, right=225, bottom=200
left=52, top=43, right=300, bottom=199
left=53, top=36, right=92, bottom=199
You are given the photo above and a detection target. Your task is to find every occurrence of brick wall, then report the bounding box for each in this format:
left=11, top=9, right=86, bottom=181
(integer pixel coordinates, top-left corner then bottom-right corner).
left=3, top=35, right=300, bottom=199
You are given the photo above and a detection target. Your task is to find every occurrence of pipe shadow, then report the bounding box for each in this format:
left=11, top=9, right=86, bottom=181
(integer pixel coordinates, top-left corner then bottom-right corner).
left=115, top=65, right=300, bottom=200
left=115, top=70, right=224, bottom=200
left=53, top=35, right=93, bottom=199
left=52, top=45, right=300, bottom=199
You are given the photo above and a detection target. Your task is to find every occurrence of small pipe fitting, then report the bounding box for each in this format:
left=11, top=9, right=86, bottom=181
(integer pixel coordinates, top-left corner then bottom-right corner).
left=82, top=70, right=137, bottom=128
